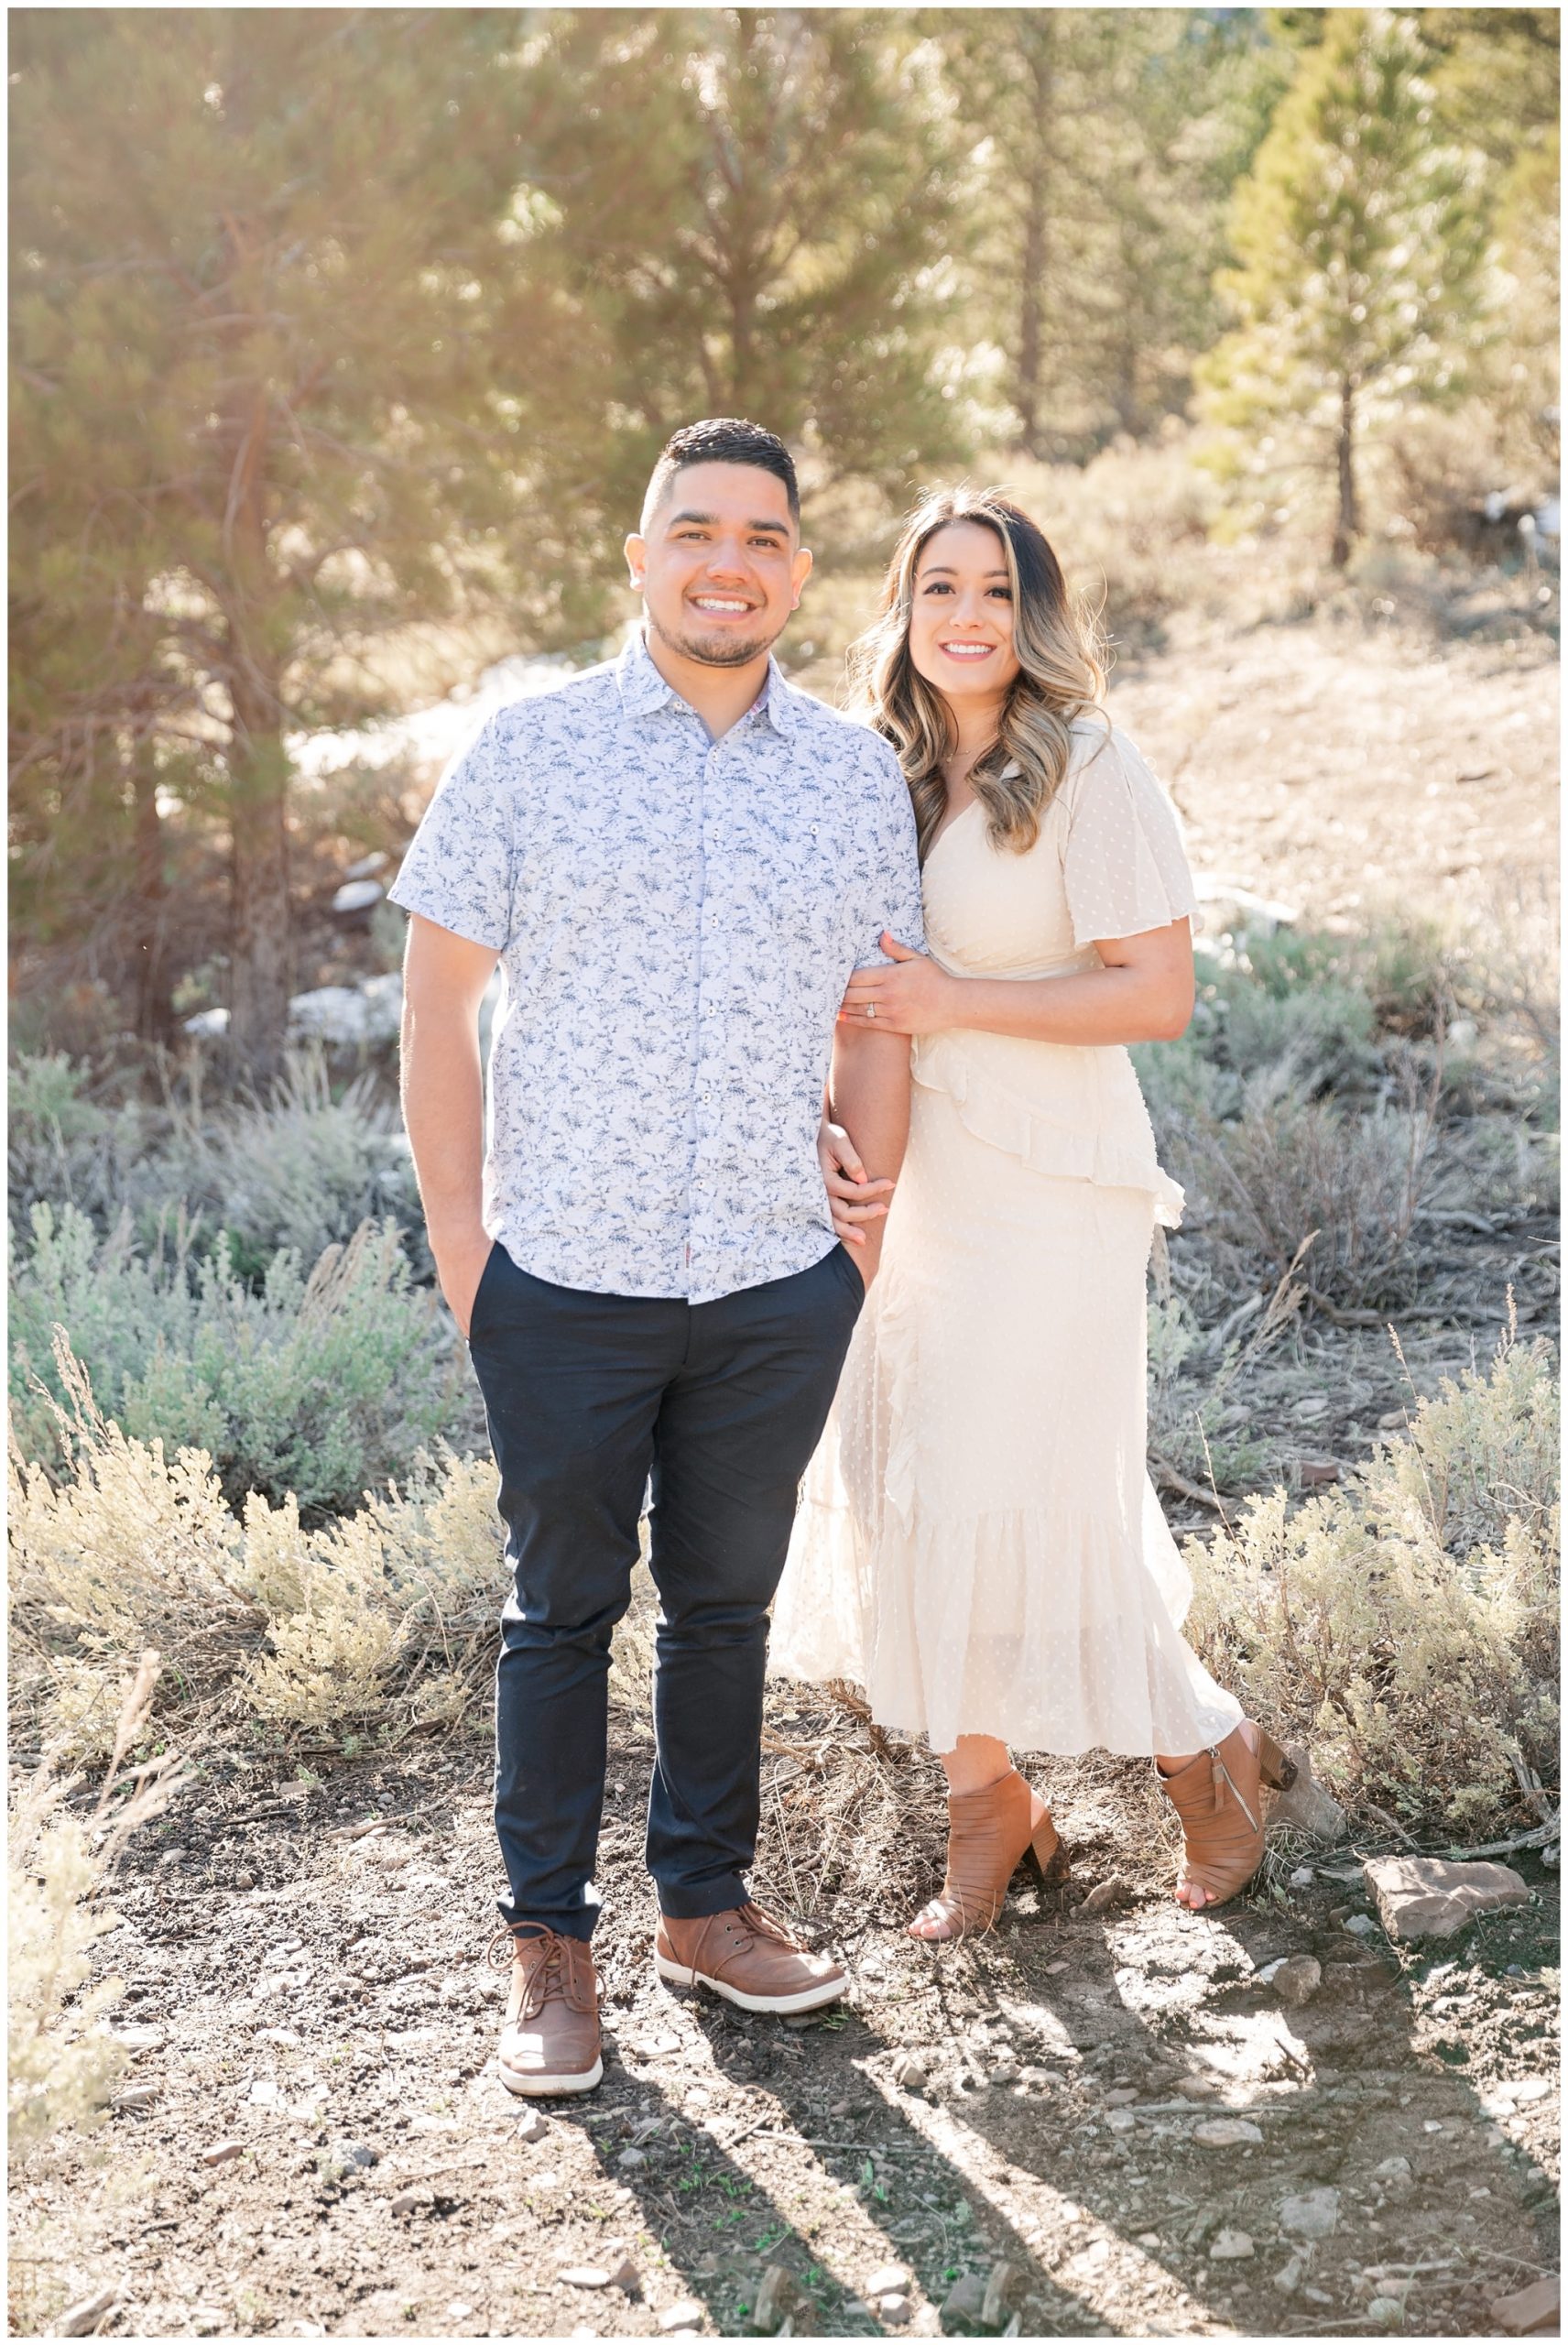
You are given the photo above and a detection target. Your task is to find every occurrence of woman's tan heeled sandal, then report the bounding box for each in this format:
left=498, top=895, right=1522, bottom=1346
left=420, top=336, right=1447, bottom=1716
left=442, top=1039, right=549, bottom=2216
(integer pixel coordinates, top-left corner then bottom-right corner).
left=1157, top=1723, right=1296, bottom=1910
left=909, top=1766, right=1070, bottom=1942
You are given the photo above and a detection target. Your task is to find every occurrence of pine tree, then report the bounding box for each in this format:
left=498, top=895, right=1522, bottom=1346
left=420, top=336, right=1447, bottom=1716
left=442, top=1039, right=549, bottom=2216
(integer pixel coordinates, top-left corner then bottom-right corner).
left=939, top=11, right=1288, bottom=457
left=1421, top=9, right=1559, bottom=465
left=1198, top=8, right=1494, bottom=565
left=937, top=9, right=1064, bottom=459
left=10, top=11, right=558, bottom=1074
left=513, top=8, right=970, bottom=520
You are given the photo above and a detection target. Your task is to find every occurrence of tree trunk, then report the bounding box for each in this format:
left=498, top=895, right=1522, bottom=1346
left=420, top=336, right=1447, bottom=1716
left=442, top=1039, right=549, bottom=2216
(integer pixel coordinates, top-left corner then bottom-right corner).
left=223, top=382, right=291, bottom=1082
left=228, top=706, right=291, bottom=1084
left=130, top=747, right=175, bottom=1047
left=1014, top=24, right=1055, bottom=458
left=1331, top=376, right=1359, bottom=569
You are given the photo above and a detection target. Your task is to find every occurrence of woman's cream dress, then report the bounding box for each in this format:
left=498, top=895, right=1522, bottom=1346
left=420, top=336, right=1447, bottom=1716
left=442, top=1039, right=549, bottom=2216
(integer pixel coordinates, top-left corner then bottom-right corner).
left=774, top=721, right=1244, bottom=1757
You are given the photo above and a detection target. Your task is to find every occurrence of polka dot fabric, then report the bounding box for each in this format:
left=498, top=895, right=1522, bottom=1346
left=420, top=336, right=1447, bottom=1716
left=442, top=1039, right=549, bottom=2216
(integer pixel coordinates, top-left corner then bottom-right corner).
left=1061, top=723, right=1199, bottom=946
left=772, top=720, right=1241, bottom=1758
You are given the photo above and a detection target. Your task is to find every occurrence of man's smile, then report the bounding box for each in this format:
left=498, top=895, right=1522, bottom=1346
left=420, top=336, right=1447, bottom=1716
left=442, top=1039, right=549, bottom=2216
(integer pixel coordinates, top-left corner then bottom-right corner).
left=690, top=594, right=756, bottom=615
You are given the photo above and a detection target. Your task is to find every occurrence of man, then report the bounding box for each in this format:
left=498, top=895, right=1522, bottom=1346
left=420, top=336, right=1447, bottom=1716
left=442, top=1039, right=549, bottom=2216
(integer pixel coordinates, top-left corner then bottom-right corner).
left=392, top=418, right=920, bottom=2098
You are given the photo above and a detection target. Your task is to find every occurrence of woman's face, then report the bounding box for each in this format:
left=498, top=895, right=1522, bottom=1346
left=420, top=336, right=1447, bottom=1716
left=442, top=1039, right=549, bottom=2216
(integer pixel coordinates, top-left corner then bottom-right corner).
left=907, top=519, right=1021, bottom=712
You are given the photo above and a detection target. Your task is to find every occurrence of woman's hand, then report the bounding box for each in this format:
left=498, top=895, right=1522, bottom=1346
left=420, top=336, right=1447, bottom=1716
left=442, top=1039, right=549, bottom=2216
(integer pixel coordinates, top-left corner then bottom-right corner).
left=818, top=1115, right=894, bottom=1249
left=838, top=933, right=960, bottom=1037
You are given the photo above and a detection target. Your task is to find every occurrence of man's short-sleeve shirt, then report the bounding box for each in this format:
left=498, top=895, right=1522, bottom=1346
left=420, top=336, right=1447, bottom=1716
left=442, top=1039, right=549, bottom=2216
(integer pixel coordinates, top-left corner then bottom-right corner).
left=388, top=631, right=925, bottom=1303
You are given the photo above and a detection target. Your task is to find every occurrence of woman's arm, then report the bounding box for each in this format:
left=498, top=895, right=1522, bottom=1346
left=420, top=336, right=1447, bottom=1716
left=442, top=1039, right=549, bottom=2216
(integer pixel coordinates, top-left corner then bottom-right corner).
left=838, top=925, right=1194, bottom=1048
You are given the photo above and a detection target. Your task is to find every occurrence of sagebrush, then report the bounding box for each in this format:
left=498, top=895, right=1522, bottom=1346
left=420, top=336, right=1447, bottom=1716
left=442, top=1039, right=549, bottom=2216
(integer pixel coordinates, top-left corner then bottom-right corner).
left=9, top=1654, right=182, bottom=2165
left=10, top=1365, right=506, bottom=1755
left=8, top=1047, right=425, bottom=1276
left=1187, top=1318, right=1560, bottom=1833
left=10, top=1206, right=467, bottom=1515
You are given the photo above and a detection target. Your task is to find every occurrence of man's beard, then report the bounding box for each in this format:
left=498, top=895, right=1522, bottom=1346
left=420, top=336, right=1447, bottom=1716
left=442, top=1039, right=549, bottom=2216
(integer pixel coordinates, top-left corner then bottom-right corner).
left=647, top=605, right=777, bottom=670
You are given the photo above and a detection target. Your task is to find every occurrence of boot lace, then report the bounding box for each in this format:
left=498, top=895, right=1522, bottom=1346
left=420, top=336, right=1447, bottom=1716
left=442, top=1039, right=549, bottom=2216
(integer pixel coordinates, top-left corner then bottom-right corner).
left=485, top=1925, right=593, bottom=2016
left=729, top=1901, right=806, bottom=1953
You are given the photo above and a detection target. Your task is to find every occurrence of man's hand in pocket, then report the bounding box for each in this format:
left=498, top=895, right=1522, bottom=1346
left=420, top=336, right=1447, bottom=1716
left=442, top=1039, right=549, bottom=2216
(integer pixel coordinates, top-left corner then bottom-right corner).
left=436, top=1227, right=495, bottom=1337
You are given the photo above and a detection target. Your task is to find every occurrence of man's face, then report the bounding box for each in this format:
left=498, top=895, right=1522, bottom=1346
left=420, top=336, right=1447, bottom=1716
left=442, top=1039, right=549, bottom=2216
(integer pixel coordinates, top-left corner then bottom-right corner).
left=626, top=462, right=812, bottom=669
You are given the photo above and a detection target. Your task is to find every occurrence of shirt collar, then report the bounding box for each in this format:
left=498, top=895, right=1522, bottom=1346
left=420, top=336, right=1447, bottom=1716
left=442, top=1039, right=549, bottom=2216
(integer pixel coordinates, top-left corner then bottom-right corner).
left=615, top=628, right=798, bottom=736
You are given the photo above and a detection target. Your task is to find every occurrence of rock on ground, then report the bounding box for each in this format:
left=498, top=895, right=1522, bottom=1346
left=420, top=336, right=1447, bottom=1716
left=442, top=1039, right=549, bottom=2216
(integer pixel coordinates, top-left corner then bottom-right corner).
left=1279, top=2187, right=1341, bottom=2240
left=1491, top=2274, right=1561, bottom=2336
left=1365, top=1856, right=1531, bottom=1940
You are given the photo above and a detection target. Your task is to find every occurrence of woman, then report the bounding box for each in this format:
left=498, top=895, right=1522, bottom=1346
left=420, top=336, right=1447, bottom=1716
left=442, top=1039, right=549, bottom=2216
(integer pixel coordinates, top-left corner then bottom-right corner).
left=774, top=487, right=1292, bottom=1939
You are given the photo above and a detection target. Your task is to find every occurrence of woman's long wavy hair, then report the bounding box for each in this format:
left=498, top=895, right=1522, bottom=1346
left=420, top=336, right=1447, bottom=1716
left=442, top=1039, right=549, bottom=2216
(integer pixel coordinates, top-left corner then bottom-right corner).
left=846, top=486, right=1107, bottom=862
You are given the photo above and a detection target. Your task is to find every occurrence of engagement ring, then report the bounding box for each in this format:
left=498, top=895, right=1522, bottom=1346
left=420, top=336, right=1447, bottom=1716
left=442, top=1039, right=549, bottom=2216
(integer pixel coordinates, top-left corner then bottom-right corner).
left=866, top=1004, right=877, bottom=1019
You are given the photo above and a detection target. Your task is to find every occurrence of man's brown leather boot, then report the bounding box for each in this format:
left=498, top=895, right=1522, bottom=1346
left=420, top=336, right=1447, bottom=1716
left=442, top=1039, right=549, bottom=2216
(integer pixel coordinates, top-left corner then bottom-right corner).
left=495, top=1928, right=602, bottom=2097
left=655, top=1902, right=845, bottom=2013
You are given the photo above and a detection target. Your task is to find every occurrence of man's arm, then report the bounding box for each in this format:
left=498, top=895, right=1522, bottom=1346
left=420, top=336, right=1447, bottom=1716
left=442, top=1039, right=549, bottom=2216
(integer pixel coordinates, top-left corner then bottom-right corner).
left=827, top=1021, right=911, bottom=1287
left=400, top=911, right=499, bottom=1335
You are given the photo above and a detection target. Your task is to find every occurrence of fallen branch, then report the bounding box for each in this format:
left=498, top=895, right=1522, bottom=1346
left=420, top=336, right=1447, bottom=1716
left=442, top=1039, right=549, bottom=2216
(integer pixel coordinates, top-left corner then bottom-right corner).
left=1357, top=1800, right=1423, bottom=1851
left=1152, top=1457, right=1226, bottom=1513
left=1444, top=1819, right=1559, bottom=1861
left=1508, top=1748, right=1557, bottom=1826
left=1205, top=1292, right=1263, bottom=1353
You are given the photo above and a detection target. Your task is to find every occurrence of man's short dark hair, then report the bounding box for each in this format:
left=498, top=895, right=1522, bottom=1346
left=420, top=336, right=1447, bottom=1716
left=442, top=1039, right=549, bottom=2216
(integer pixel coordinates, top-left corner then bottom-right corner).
left=641, top=418, right=800, bottom=533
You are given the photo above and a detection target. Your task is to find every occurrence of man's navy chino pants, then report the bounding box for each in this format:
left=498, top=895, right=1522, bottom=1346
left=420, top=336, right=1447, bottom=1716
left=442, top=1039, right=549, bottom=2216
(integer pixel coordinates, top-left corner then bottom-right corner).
left=467, top=1239, right=866, bottom=1941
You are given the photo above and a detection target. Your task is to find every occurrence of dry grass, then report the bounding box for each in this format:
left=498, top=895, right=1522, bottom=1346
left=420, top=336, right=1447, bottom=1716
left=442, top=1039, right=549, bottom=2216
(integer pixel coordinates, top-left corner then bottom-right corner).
left=8, top=1353, right=504, bottom=1761
left=1171, top=1088, right=1438, bottom=1317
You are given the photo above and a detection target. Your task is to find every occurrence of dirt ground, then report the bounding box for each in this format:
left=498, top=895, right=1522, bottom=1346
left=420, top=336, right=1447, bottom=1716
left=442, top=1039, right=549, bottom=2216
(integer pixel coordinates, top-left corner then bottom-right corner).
left=1103, top=609, right=1557, bottom=949
left=14, top=613, right=1560, bottom=2341
left=17, top=1735, right=1559, bottom=2342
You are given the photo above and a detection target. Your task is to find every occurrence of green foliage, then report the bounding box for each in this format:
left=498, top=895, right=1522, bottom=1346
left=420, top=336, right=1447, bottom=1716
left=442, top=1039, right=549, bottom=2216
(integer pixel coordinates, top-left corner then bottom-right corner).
left=1199, top=9, right=1497, bottom=559
left=10, top=1207, right=459, bottom=1517
left=156, top=1051, right=424, bottom=1281
left=1188, top=1321, right=1559, bottom=1832
left=8, top=1048, right=426, bottom=1282
left=1146, top=1291, right=1271, bottom=1491
left=517, top=9, right=971, bottom=507
left=942, top=10, right=1291, bottom=454
left=1421, top=0, right=1561, bottom=436
left=9, top=4, right=1557, bottom=1049
left=1210, top=945, right=1380, bottom=1096
left=7, top=1054, right=148, bottom=1233
left=1136, top=918, right=1443, bottom=1129
left=9, top=10, right=552, bottom=1068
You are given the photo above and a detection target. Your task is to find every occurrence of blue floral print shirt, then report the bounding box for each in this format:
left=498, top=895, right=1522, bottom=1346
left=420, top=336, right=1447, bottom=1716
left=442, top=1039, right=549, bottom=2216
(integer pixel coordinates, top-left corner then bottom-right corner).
left=389, top=631, right=925, bottom=1303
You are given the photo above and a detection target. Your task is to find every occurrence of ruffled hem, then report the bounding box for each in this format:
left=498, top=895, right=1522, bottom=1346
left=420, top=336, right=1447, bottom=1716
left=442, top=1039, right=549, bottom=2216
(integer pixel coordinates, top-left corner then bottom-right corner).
left=774, top=1484, right=1242, bottom=1759
left=910, top=1036, right=1186, bottom=1229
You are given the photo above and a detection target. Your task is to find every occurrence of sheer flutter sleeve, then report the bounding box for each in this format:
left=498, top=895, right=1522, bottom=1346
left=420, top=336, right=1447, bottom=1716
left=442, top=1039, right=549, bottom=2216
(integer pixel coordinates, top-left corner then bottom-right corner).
left=1061, top=725, right=1198, bottom=946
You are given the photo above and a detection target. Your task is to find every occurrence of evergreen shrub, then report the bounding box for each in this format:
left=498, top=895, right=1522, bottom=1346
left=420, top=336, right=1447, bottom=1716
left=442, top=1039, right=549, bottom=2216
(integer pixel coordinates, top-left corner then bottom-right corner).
left=1188, top=1321, right=1560, bottom=1833
left=10, top=1206, right=463, bottom=1515
left=9, top=1389, right=504, bottom=1754
left=156, top=1050, right=425, bottom=1279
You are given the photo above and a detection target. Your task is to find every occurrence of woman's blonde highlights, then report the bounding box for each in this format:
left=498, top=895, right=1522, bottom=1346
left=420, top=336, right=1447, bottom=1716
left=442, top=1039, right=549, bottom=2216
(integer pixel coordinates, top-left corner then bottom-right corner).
left=847, top=487, right=1107, bottom=861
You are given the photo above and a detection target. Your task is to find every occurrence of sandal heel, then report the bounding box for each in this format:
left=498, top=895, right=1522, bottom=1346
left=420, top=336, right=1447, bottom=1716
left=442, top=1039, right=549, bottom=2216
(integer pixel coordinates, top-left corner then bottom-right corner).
left=1021, top=1817, right=1070, bottom=1887
left=915, top=1773, right=1062, bottom=1939
left=1257, top=1729, right=1296, bottom=1793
